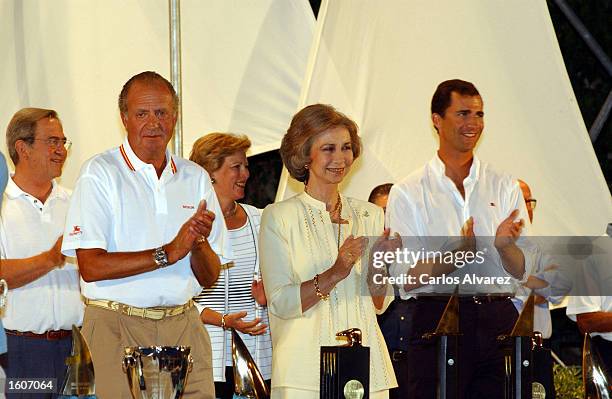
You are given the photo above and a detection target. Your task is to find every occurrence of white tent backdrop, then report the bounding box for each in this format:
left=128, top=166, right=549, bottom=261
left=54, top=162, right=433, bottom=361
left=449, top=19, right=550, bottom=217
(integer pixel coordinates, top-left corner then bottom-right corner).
left=278, top=0, right=612, bottom=236
left=1, top=0, right=314, bottom=187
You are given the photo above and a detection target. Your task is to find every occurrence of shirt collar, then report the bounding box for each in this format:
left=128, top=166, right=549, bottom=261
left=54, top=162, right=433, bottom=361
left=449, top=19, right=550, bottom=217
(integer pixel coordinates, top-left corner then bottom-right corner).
left=119, top=138, right=177, bottom=175
left=4, top=173, right=66, bottom=201
left=298, top=191, right=350, bottom=220
left=429, top=153, right=481, bottom=183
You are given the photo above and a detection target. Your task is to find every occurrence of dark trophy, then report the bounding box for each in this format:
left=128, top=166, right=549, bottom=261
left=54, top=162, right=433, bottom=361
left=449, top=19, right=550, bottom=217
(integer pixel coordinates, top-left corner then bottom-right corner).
left=320, top=328, right=369, bottom=399
left=122, top=346, right=193, bottom=399
left=58, top=325, right=96, bottom=399
left=231, top=329, right=270, bottom=398
left=497, top=294, right=535, bottom=399
left=422, top=290, right=460, bottom=399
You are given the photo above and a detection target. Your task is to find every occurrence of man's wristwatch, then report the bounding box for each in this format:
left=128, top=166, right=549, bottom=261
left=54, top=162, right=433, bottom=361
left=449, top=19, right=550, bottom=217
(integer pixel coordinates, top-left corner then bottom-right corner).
left=153, top=246, right=169, bottom=268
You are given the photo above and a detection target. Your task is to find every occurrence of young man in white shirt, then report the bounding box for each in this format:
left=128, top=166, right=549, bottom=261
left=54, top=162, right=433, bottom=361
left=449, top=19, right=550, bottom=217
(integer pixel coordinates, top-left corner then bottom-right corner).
left=1, top=108, right=83, bottom=395
left=62, top=71, right=230, bottom=398
left=387, top=79, right=531, bottom=398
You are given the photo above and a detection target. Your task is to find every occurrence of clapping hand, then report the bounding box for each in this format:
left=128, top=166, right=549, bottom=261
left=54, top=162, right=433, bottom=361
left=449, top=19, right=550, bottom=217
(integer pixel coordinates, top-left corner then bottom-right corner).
left=494, top=209, right=524, bottom=250
left=167, top=200, right=216, bottom=263
left=332, top=235, right=368, bottom=281
left=45, top=236, right=66, bottom=269
left=372, top=228, right=402, bottom=255
left=458, top=217, right=476, bottom=253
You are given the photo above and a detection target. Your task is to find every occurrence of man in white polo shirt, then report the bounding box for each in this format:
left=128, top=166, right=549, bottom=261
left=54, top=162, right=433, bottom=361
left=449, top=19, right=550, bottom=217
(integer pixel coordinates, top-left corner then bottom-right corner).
left=62, top=71, right=229, bottom=398
left=1, top=108, right=83, bottom=394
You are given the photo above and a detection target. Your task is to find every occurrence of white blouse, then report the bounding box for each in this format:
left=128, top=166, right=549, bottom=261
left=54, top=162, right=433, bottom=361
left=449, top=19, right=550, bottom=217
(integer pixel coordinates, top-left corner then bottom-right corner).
left=259, top=192, right=396, bottom=396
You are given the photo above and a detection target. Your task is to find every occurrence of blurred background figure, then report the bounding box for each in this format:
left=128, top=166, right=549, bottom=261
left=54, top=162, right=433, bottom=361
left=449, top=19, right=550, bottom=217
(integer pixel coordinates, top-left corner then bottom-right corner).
left=0, top=151, right=8, bottom=394
left=515, top=179, right=572, bottom=399
left=369, top=183, right=410, bottom=399
left=368, top=183, right=392, bottom=214
left=190, top=133, right=272, bottom=399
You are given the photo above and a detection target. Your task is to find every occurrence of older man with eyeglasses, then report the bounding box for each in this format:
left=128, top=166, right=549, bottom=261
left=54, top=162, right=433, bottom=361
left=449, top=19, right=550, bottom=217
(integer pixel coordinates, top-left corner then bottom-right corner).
left=0, top=108, right=83, bottom=396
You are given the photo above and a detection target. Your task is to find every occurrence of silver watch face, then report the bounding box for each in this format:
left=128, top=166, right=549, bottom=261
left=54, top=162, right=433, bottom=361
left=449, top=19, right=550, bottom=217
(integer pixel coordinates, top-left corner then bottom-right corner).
left=154, top=247, right=168, bottom=266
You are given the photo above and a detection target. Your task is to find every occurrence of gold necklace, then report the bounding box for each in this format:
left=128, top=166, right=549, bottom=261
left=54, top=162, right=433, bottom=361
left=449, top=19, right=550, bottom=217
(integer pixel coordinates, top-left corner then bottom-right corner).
left=223, top=201, right=238, bottom=218
left=334, top=193, right=342, bottom=251
left=304, top=186, right=342, bottom=250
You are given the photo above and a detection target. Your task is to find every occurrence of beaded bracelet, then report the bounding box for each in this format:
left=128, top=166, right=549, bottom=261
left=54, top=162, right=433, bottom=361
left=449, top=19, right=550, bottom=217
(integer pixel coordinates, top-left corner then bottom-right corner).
left=221, top=313, right=228, bottom=330
left=313, top=273, right=329, bottom=301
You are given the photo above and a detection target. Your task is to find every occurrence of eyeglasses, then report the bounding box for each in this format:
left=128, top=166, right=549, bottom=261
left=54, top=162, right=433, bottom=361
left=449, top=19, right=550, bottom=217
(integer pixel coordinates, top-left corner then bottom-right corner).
left=525, top=199, right=537, bottom=210
left=27, top=137, right=72, bottom=151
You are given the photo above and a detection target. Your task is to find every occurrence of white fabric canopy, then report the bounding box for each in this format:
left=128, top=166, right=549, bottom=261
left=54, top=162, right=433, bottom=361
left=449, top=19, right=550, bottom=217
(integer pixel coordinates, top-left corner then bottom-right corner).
left=278, top=0, right=612, bottom=236
left=1, top=0, right=314, bottom=187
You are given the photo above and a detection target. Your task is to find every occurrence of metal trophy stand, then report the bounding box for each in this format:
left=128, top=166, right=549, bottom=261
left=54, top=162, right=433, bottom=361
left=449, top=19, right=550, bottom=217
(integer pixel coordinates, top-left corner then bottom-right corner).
left=582, top=333, right=612, bottom=398
left=58, top=325, right=96, bottom=398
left=422, top=290, right=460, bottom=399
left=497, top=294, right=535, bottom=399
left=231, top=329, right=270, bottom=399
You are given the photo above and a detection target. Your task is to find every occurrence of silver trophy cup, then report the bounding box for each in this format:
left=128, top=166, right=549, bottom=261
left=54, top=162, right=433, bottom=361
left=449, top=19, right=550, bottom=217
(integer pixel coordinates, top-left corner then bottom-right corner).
left=0, top=279, right=8, bottom=310
left=122, top=346, right=193, bottom=399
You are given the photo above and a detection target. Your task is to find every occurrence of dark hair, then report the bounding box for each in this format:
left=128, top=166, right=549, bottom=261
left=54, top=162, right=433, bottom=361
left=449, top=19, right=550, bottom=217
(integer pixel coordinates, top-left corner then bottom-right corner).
left=6, top=108, right=60, bottom=165
left=431, top=79, right=480, bottom=117
left=368, top=183, right=393, bottom=203
left=118, top=71, right=178, bottom=115
left=280, top=104, right=361, bottom=183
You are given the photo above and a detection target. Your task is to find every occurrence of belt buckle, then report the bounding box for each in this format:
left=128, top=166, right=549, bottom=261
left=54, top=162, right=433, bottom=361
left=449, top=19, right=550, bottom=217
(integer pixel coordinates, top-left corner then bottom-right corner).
left=118, top=303, right=132, bottom=316
left=146, top=307, right=165, bottom=320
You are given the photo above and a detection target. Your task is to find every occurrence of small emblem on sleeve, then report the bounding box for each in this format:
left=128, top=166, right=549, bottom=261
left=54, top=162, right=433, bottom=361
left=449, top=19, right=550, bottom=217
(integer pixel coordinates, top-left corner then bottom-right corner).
left=69, top=225, right=83, bottom=236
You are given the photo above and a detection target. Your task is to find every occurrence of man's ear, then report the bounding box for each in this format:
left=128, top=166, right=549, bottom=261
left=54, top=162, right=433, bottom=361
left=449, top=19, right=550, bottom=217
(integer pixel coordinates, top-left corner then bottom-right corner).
left=14, top=140, right=30, bottom=162
left=120, top=112, right=128, bottom=129
left=432, top=113, right=442, bottom=132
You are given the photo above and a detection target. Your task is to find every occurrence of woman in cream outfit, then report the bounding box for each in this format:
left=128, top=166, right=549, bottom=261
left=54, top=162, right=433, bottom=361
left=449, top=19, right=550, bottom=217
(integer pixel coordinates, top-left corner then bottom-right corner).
left=259, top=104, right=398, bottom=399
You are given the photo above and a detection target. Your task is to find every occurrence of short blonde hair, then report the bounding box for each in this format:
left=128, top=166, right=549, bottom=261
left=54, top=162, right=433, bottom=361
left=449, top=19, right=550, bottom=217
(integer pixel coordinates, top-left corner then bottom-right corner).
left=280, top=104, right=361, bottom=183
left=189, top=133, right=251, bottom=173
left=6, top=108, right=59, bottom=165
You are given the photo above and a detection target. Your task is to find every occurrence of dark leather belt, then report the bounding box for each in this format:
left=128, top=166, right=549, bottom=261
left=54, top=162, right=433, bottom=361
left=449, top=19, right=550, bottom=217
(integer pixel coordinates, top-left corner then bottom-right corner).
left=467, top=294, right=513, bottom=304
left=391, top=350, right=407, bottom=361
left=416, top=294, right=513, bottom=304
left=6, top=329, right=72, bottom=340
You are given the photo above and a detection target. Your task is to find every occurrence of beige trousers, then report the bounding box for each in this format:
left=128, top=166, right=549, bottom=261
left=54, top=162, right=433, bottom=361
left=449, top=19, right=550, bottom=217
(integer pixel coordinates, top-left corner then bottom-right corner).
left=81, top=305, right=214, bottom=399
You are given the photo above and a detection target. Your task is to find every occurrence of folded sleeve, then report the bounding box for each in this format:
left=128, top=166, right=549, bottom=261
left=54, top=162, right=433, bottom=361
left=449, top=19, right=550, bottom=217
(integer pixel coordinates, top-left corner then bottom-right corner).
left=62, top=164, right=112, bottom=257
left=259, top=205, right=302, bottom=320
